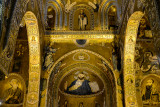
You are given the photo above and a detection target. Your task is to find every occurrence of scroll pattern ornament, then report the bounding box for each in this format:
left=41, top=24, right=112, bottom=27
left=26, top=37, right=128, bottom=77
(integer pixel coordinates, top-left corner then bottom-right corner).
left=23, top=12, right=41, bottom=107
left=124, top=11, right=144, bottom=107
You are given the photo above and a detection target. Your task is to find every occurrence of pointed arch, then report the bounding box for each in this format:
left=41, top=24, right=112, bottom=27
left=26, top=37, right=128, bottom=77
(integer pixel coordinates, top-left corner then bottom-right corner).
left=45, top=0, right=63, bottom=29
left=43, top=49, right=119, bottom=107
left=98, top=0, right=120, bottom=30
left=100, top=0, right=115, bottom=29
left=46, top=4, right=58, bottom=29
left=123, top=11, right=144, bottom=107
left=22, top=11, right=41, bottom=107
left=104, top=3, right=117, bottom=29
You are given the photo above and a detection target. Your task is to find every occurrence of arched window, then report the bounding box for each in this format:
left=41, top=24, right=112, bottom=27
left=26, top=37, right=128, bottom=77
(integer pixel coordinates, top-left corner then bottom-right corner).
left=108, top=6, right=118, bottom=30
left=46, top=6, right=56, bottom=30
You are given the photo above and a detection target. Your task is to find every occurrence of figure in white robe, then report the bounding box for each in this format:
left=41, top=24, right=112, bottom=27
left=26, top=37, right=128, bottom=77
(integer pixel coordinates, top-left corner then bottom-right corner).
left=78, top=10, right=88, bottom=30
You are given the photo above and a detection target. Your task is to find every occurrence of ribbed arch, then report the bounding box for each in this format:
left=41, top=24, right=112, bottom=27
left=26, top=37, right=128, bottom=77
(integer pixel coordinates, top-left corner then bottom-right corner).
left=47, top=4, right=59, bottom=29
left=45, top=0, right=64, bottom=29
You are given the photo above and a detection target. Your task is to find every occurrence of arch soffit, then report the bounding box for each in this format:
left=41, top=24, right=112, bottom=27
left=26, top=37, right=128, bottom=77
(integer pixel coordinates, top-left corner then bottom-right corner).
left=99, top=0, right=115, bottom=14
left=102, top=1, right=115, bottom=16
left=99, top=0, right=113, bottom=11
left=46, top=49, right=117, bottom=106
left=98, top=0, right=115, bottom=27
left=22, top=11, right=41, bottom=107
left=47, top=49, right=114, bottom=78
left=124, top=11, right=144, bottom=107
left=48, top=1, right=61, bottom=13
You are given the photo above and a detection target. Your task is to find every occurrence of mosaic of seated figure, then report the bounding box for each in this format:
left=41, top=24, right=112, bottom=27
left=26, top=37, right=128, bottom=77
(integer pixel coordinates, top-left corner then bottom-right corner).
left=64, top=72, right=100, bottom=95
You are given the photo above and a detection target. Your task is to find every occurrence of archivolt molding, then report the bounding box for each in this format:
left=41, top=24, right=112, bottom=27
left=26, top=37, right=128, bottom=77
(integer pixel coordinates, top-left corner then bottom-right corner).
left=98, top=0, right=120, bottom=30
left=48, top=49, right=114, bottom=74
left=45, top=0, right=64, bottom=29
left=47, top=63, right=116, bottom=107
left=37, top=0, right=46, bottom=31
left=22, top=11, right=41, bottom=107
left=46, top=3, right=59, bottom=29
left=69, top=4, right=94, bottom=30
left=43, top=49, right=117, bottom=106
left=99, top=0, right=120, bottom=14
left=99, top=0, right=111, bottom=11
left=124, top=11, right=144, bottom=107
left=100, top=1, right=115, bottom=29
left=104, top=2, right=116, bottom=29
